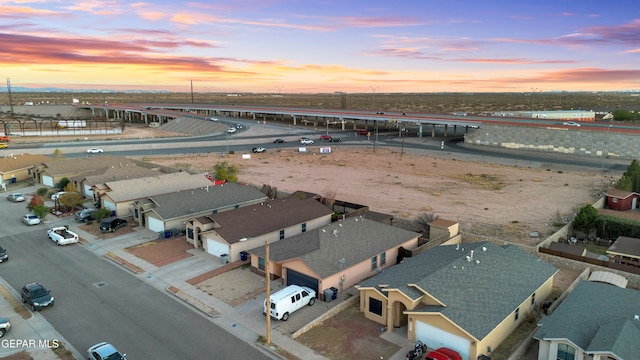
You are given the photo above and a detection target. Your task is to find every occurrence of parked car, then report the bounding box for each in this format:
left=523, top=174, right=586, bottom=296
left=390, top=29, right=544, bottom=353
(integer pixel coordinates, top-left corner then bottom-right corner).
left=0, top=246, right=8, bottom=263
left=425, top=347, right=462, bottom=360
left=264, top=285, right=316, bottom=321
left=50, top=191, right=66, bottom=201
left=21, top=282, right=54, bottom=311
left=252, top=147, right=266, bottom=153
left=7, top=193, right=25, bottom=202
left=300, top=138, right=314, bottom=145
left=0, top=316, right=11, bottom=338
left=22, top=214, right=41, bottom=226
left=563, top=121, right=581, bottom=127
left=227, top=127, right=237, bottom=133
left=100, top=218, right=127, bottom=232
left=74, top=208, right=97, bottom=222
left=273, top=138, right=286, bottom=143
left=87, top=342, right=126, bottom=360
left=87, top=148, right=104, bottom=153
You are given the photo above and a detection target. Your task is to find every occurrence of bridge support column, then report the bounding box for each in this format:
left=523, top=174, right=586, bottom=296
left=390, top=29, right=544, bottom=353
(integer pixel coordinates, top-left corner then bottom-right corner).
left=431, top=124, right=436, bottom=138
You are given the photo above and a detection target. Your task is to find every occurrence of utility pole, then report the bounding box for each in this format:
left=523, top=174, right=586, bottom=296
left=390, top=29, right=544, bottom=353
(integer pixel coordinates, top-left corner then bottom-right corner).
left=370, top=86, right=378, bottom=111
left=265, top=239, right=271, bottom=345
left=6, top=78, right=14, bottom=117
left=190, top=80, right=194, bottom=103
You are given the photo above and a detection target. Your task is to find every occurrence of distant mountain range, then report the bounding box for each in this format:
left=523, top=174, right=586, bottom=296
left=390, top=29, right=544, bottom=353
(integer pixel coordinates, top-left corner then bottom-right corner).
left=2, top=86, right=170, bottom=93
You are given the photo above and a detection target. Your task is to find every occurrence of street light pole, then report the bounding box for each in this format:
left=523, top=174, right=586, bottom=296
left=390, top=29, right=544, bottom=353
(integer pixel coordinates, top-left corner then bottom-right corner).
left=601, top=125, right=613, bottom=172
left=370, top=86, right=378, bottom=111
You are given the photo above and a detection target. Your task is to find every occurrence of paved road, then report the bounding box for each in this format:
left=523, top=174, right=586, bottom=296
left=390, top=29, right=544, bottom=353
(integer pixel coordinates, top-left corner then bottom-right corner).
left=0, top=195, right=272, bottom=360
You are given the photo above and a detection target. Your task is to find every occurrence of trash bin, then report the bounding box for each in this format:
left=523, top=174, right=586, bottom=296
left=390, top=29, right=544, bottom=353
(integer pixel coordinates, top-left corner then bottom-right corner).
left=323, top=289, right=334, bottom=303
left=164, top=230, right=171, bottom=239
left=240, top=251, right=248, bottom=261
left=11, top=178, right=16, bottom=184
left=220, top=254, right=229, bottom=264
left=330, top=287, right=338, bottom=300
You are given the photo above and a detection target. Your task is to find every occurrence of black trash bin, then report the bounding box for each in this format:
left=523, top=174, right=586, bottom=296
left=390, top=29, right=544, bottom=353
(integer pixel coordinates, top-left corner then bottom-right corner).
left=240, top=251, right=248, bottom=261
left=330, top=287, right=338, bottom=300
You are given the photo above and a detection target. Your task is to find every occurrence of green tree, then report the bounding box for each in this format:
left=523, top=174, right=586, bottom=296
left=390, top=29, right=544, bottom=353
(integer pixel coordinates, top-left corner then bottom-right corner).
left=212, top=161, right=238, bottom=183
left=92, top=208, right=111, bottom=222
left=59, top=182, right=83, bottom=210
left=572, top=205, right=598, bottom=234
left=36, top=187, right=49, bottom=197
left=58, top=177, right=70, bottom=191
left=615, top=160, right=640, bottom=192
left=31, top=205, right=50, bottom=220
left=52, top=148, right=63, bottom=159
left=613, top=109, right=634, bottom=122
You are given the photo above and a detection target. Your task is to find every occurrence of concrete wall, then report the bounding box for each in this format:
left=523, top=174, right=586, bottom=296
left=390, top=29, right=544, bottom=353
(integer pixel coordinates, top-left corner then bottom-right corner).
left=465, top=124, right=638, bottom=160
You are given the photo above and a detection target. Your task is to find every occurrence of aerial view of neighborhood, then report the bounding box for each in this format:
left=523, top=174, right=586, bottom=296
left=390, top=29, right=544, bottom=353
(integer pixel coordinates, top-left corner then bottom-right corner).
left=2, top=1, right=640, bottom=360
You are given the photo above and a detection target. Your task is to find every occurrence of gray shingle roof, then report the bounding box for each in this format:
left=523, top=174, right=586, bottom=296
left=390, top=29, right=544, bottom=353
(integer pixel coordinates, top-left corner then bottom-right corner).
left=608, top=236, right=640, bottom=258
left=207, top=195, right=333, bottom=244
left=251, top=217, right=420, bottom=278
left=145, top=183, right=268, bottom=220
left=535, top=281, right=640, bottom=359
left=359, top=242, right=557, bottom=340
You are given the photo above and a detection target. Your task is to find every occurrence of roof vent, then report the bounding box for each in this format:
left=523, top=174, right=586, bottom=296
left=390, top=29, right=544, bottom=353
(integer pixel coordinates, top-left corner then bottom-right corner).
left=456, top=244, right=460, bottom=251
left=239, top=237, right=247, bottom=242
left=466, top=256, right=471, bottom=262
left=322, top=229, right=326, bottom=232
left=475, top=259, right=480, bottom=264
left=332, top=229, right=339, bottom=236
left=635, top=315, right=640, bottom=320
left=482, top=246, right=487, bottom=251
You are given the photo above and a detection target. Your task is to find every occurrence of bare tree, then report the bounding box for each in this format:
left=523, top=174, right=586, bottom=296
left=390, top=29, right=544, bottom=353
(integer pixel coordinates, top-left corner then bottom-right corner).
left=322, top=187, right=338, bottom=208
left=415, top=212, right=439, bottom=234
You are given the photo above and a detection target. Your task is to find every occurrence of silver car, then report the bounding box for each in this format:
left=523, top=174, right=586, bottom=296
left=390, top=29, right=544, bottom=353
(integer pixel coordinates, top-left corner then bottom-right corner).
left=22, top=214, right=41, bottom=226
left=7, top=193, right=25, bottom=202
left=0, top=316, right=11, bottom=338
left=87, top=342, right=126, bottom=360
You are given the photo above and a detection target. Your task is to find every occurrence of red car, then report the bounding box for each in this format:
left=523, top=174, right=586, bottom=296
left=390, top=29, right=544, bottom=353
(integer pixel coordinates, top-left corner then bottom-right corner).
left=356, top=129, right=369, bottom=136
left=425, top=347, right=462, bottom=360
left=320, top=135, right=332, bottom=140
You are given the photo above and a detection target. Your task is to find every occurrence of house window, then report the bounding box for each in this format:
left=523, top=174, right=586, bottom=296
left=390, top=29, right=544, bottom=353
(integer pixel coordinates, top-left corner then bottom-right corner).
left=557, top=343, right=576, bottom=360
left=279, top=229, right=285, bottom=240
left=531, top=292, right=536, bottom=306
left=258, top=257, right=265, bottom=271
left=380, top=252, right=386, bottom=266
left=368, top=297, right=383, bottom=316
left=371, top=256, right=377, bottom=271
left=234, top=205, right=239, bottom=209
left=302, top=223, right=307, bottom=233
left=612, top=197, right=618, bottom=203
left=212, top=209, right=218, bottom=214
left=515, top=307, right=520, bottom=321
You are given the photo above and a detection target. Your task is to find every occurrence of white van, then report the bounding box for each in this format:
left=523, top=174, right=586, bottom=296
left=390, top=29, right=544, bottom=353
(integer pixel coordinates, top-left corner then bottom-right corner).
left=263, top=285, right=316, bottom=321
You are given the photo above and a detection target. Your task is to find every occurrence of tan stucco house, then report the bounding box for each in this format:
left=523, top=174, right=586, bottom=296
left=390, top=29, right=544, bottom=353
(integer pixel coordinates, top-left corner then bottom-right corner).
left=187, top=195, right=333, bottom=262
left=0, top=153, right=50, bottom=186
left=357, top=241, right=557, bottom=360
left=250, top=216, right=421, bottom=301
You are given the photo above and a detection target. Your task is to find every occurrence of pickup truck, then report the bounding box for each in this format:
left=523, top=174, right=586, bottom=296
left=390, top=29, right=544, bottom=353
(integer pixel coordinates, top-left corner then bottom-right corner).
left=47, top=226, right=79, bottom=246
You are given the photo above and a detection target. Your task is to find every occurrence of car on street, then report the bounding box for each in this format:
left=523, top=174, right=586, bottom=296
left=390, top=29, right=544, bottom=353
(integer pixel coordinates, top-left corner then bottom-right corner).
left=0, top=143, right=7, bottom=149
left=252, top=147, right=266, bottom=153
left=227, top=127, right=237, bottom=133
left=273, top=138, right=286, bottom=143
left=210, top=117, right=218, bottom=121
left=22, top=214, right=41, bottom=226
left=320, top=135, right=332, bottom=140
left=7, top=193, right=25, bottom=202
left=21, top=282, right=54, bottom=311
left=236, top=124, right=244, bottom=129
left=87, top=342, right=127, bottom=360
left=50, top=191, right=66, bottom=201
left=0, top=246, right=8, bottom=263
left=356, top=129, right=369, bottom=136
left=0, top=316, right=11, bottom=338
left=562, top=121, right=581, bottom=127
left=329, top=137, right=342, bottom=142
left=87, top=148, right=104, bottom=153
left=299, top=138, right=314, bottom=145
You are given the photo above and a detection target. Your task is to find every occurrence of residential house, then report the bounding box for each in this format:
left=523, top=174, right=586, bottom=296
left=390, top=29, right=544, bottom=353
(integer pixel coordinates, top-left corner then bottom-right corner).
left=534, top=280, right=640, bottom=360
left=250, top=216, right=421, bottom=300
left=0, top=153, right=50, bottom=185
left=132, top=182, right=268, bottom=234
left=95, top=172, right=213, bottom=216
left=187, top=195, right=333, bottom=262
left=605, top=189, right=640, bottom=211
left=429, top=218, right=459, bottom=240
left=70, top=163, right=162, bottom=199
left=607, top=236, right=640, bottom=268
left=357, top=242, right=558, bottom=360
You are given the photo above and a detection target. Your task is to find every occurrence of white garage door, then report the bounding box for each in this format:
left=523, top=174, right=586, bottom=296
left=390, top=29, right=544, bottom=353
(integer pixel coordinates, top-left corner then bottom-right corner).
left=103, top=200, right=116, bottom=211
left=206, top=238, right=229, bottom=257
left=148, top=217, right=165, bottom=233
left=416, top=321, right=470, bottom=360
left=42, top=175, right=54, bottom=187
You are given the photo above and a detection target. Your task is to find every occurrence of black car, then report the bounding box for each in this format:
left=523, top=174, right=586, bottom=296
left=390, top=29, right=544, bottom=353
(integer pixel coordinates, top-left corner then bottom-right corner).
left=329, top=138, right=342, bottom=142
left=100, top=218, right=127, bottom=232
left=0, top=246, right=7, bottom=263
left=74, top=208, right=96, bottom=222
left=21, top=283, right=54, bottom=311
left=273, top=139, right=286, bottom=143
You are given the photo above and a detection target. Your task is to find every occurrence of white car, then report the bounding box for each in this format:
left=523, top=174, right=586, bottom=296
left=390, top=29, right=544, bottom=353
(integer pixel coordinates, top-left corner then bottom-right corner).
left=7, top=193, right=25, bottom=202
left=87, top=148, right=103, bottom=153
left=51, top=191, right=66, bottom=201
left=22, top=214, right=41, bottom=226
left=87, top=342, right=126, bottom=360
left=252, top=147, right=266, bottom=153
left=227, top=127, right=237, bottom=133
left=562, top=121, right=581, bottom=127
left=210, top=117, right=218, bottom=121
left=300, top=138, right=314, bottom=145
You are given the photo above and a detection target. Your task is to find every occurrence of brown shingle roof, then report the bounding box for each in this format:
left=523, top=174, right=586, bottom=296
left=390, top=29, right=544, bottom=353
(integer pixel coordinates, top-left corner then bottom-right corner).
left=0, top=153, right=51, bottom=173
left=606, top=189, right=638, bottom=199
left=608, top=236, right=640, bottom=258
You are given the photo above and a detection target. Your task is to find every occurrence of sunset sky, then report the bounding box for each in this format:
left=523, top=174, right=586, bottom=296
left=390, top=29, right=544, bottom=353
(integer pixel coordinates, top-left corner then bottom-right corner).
left=1, top=0, right=639, bottom=93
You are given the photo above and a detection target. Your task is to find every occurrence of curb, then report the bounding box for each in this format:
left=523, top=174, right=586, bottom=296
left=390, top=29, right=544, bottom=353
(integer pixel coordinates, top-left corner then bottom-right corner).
left=166, top=286, right=219, bottom=317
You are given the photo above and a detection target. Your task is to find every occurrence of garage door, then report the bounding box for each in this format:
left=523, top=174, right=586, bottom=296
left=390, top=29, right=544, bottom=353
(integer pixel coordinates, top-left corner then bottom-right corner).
left=416, top=321, right=470, bottom=360
left=285, top=268, right=318, bottom=294
left=103, top=200, right=116, bottom=212
left=148, top=217, right=165, bottom=233
left=42, top=175, right=54, bottom=187
left=206, top=238, right=228, bottom=257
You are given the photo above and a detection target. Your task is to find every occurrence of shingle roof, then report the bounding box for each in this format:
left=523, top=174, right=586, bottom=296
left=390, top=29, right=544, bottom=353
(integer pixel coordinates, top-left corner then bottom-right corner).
left=605, top=189, right=638, bottom=199
left=40, top=155, right=144, bottom=177
left=145, top=183, right=268, bottom=221
left=72, top=164, right=161, bottom=185
left=608, top=236, right=640, bottom=258
left=104, top=172, right=213, bottom=202
left=0, top=153, right=51, bottom=173
left=534, top=281, right=640, bottom=359
left=206, top=195, right=333, bottom=244
left=251, top=217, right=420, bottom=278
left=358, top=242, right=557, bottom=340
